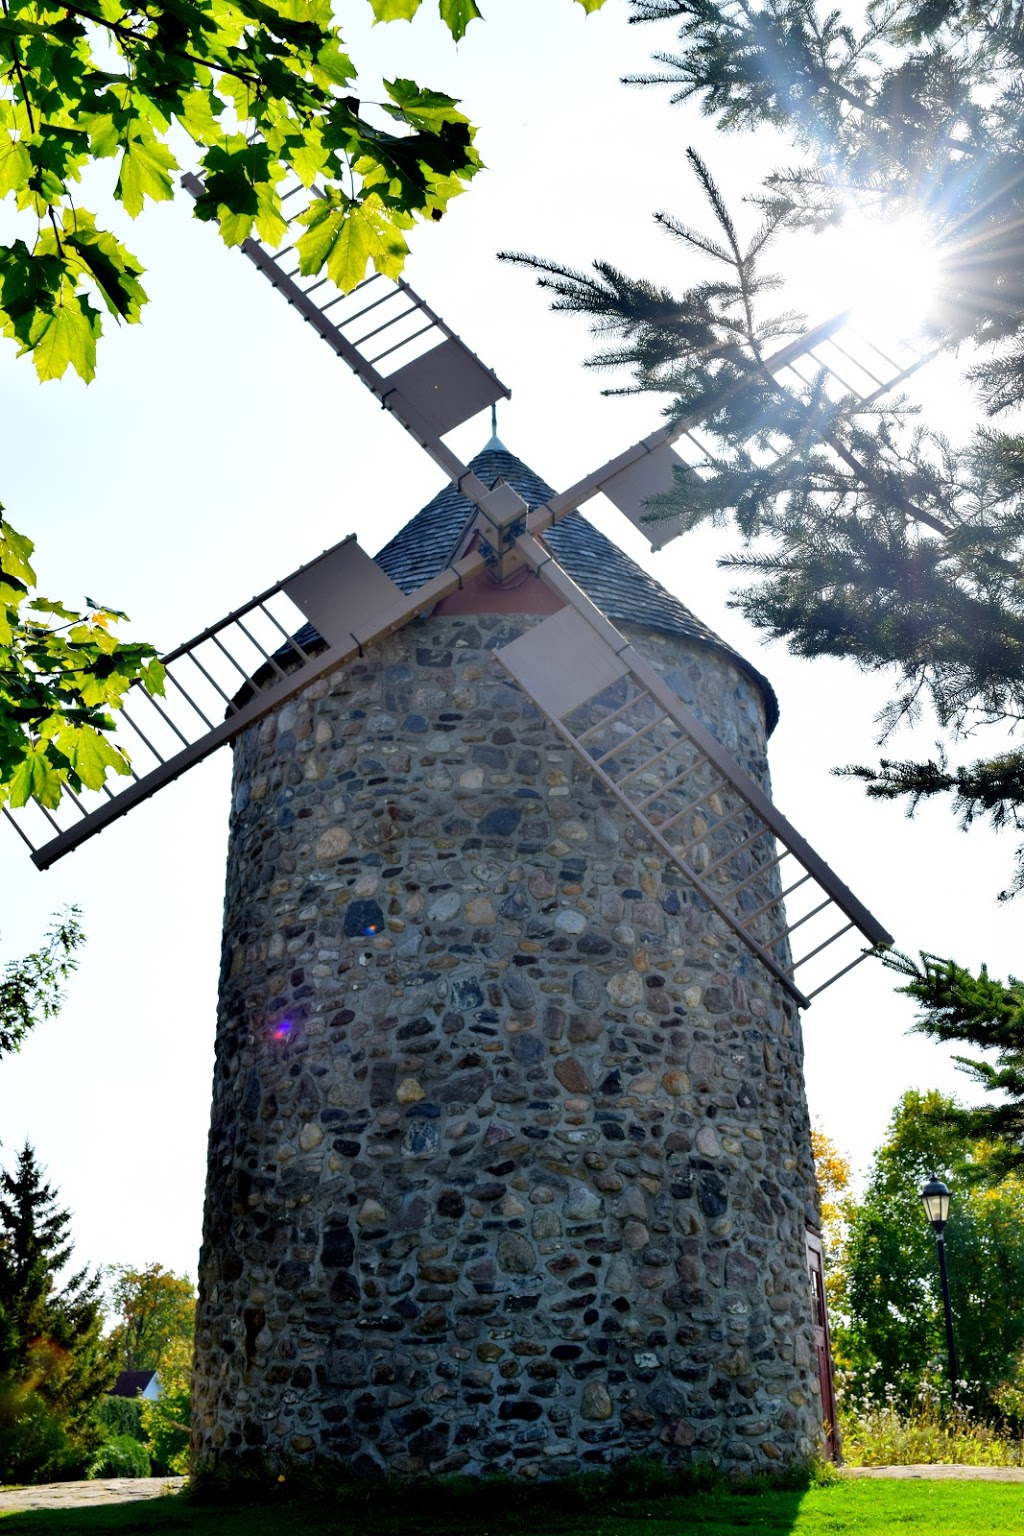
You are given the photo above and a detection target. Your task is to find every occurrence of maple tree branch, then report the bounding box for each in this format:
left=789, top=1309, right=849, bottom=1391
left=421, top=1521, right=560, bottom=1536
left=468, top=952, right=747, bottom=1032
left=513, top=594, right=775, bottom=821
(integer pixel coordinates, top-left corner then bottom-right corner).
left=46, top=2, right=266, bottom=90
left=2, top=0, right=36, bottom=133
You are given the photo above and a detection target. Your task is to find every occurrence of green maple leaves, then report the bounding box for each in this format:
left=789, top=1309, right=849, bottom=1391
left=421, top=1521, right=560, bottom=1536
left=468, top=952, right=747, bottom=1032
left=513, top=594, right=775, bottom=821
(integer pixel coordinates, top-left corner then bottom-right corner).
left=371, top=1, right=605, bottom=42
left=0, top=0, right=607, bottom=385
left=0, top=516, right=165, bottom=810
left=0, top=0, right=454, bottom=384
left=370, top=1, right=485, bottom=43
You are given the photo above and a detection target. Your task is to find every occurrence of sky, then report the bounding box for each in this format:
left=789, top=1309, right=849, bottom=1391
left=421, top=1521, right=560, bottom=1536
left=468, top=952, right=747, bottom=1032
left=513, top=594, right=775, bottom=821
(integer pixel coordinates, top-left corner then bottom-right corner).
left=0, top=0, right=1019, bottom=1285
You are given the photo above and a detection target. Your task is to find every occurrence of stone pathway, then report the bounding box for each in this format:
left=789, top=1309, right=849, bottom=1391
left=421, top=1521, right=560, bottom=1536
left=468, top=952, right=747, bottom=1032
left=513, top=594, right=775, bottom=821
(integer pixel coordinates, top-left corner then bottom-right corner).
left=843, top=1464, right=1024, bottom=1480
left=0, top=1476, right=186, bottom=1512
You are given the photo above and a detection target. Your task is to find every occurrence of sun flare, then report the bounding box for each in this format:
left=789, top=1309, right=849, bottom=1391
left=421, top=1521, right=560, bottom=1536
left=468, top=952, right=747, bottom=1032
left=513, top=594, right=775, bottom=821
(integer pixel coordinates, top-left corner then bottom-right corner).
left=785, top=209, right=942, bottom=340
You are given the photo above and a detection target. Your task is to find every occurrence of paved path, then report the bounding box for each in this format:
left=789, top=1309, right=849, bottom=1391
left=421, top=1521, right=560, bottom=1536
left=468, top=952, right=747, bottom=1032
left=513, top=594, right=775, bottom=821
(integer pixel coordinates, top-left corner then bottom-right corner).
left=0, top=1476, right=186, bottom=1512
left=843, top=1464, right=1024, bottom=1480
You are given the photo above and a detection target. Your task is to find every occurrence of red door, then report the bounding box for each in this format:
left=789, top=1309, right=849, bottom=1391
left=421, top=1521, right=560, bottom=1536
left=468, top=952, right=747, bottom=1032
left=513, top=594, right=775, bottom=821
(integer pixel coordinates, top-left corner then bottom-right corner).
left=805, top=1228, right=840, bottom=1462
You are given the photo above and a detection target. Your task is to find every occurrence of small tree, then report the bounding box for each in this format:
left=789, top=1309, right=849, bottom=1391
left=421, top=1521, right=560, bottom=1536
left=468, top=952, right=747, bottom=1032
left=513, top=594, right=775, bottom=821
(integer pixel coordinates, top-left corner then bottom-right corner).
left=836, top=1091, right=1024, bottom=1415
left=106, top=1263, right=194, bottom=1375
left=811, top=1125, right=854, bottom=1318
left=140, top=1335, right=192, bottom=1476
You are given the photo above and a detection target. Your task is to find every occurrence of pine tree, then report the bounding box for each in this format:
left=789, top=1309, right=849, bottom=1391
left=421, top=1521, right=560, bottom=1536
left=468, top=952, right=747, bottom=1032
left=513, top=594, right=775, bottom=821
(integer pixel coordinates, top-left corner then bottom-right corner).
left=886, top=951, right=1024, bottom=1170
left=0, top=1145, right=112, bottom=1481
left=504, top=0, right=1024, bottom=1150
left=503, top=0, right=1024, bottom=873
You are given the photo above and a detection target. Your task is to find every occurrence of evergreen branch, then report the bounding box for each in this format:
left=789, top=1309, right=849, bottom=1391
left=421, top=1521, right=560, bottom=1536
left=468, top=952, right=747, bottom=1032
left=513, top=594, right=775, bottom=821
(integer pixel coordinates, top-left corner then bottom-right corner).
left=753, top=363, right=955, bottom=532
left=654, top=209, right=734, bottom=265
left=840, top=747, right=1024, bottom=838
left=882, top=949, right=1024, bottom=1165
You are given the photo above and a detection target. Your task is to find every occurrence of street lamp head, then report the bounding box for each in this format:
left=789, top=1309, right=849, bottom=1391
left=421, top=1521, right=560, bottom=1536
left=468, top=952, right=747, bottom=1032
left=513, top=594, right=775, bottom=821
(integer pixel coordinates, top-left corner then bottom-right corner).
left=920, top=1173, right=952, bottom=1234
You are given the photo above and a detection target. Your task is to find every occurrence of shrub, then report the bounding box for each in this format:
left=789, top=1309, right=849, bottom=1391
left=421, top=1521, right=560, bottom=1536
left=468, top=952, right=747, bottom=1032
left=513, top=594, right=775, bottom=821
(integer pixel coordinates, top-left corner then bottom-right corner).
left=96, top=1395, right=145, bottom=1441
left=87, top=1434, right=151, bottom=1479
left=992, top=1375, right=1024, bottom=1431
left=0, top=1386, right=78, bottom=1485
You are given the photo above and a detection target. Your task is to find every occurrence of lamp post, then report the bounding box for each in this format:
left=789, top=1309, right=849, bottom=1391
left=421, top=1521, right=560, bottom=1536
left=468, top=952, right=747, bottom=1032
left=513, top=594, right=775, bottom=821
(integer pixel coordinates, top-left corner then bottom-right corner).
left=920, top=1174, right=959, bottom=1404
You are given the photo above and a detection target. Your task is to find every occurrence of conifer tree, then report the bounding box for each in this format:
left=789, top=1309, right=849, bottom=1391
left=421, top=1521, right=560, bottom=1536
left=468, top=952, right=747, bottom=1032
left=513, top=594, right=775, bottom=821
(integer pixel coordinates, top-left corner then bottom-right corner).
left=887, top=951, right=1024, bottom=1170
left=504, top=0, right=1024, bottom=871
left=505, top=144, right=1024, bottom=894
left=0, top=1144, right=111, bottom=1481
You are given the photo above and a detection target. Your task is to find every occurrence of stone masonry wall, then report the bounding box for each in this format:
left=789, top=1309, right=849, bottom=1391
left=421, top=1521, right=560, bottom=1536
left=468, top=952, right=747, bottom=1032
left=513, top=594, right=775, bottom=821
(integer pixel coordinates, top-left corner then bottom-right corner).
left=192, top=611, right=823, bottom=1481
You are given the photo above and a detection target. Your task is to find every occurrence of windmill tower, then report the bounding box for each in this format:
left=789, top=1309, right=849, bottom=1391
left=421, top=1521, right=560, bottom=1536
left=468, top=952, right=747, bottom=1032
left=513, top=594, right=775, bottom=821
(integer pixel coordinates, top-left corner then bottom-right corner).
left=4, top=182, right=928, bottom=1479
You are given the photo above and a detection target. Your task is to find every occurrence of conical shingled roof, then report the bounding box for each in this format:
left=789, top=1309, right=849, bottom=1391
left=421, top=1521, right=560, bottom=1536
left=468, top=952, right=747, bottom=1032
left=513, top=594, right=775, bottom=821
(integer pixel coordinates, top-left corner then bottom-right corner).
left=374, top=445, right=779, bottom=734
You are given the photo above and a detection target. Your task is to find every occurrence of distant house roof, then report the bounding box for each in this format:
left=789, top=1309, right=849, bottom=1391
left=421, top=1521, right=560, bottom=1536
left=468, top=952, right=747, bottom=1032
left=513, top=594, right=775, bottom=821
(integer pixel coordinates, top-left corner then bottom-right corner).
left=373, top=444, right=779, bottom=734
left=110, top=1369, right=159, bottom=1399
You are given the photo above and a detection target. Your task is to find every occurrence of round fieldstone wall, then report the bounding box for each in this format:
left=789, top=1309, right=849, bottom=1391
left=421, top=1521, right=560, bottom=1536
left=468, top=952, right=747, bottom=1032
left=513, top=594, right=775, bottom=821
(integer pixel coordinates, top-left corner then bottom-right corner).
left=192, top=609, right=823, bottom=1481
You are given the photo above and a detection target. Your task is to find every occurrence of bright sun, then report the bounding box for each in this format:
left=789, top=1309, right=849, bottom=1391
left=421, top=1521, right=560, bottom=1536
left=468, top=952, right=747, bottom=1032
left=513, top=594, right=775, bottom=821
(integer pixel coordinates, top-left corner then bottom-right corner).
left=784, top=209, right=942, bottom=340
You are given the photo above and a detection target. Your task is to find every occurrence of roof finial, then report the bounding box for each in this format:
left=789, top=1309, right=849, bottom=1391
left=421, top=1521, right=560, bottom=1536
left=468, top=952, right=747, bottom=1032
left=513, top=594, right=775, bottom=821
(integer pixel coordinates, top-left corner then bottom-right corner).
left=484, top=401, right=507, bottom=453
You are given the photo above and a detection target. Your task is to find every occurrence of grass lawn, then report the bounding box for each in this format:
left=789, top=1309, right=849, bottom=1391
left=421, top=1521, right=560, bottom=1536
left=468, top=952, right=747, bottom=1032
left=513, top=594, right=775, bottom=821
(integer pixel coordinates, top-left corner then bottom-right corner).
left=0, top=1479, right=1022, bottom=1535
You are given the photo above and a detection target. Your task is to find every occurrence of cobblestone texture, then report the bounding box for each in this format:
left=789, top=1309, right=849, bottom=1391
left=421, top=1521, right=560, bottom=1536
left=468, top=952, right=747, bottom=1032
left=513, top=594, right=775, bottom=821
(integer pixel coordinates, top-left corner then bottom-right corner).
left=193, top=612, right=822, bottom=1482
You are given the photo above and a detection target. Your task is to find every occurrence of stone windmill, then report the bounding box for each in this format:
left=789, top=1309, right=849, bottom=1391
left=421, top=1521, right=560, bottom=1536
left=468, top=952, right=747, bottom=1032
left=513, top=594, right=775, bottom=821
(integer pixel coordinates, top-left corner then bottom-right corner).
left=6, top=181, right=929, bottom=1478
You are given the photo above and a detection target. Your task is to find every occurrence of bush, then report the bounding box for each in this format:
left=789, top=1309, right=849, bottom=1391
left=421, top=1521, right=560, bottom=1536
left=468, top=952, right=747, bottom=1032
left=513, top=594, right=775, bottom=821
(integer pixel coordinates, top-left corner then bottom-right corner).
left=96, top=1395, right=145, bottom=1442
left=0, top=1388, right=76, bottom=1486
left=992, top=1375, right=1024, bottom=1432
left=87, top=1434, right=151, bottom=1479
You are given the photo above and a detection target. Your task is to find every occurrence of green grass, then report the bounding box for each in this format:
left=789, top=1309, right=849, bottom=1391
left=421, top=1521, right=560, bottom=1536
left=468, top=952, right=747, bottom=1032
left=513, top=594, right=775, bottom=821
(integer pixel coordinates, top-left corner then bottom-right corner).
left=1, top=1479, right=1023, bottom=1536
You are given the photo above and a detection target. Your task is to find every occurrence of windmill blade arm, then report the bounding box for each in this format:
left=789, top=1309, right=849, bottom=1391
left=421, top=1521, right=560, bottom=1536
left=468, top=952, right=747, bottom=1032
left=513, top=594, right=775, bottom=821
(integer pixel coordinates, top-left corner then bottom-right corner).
left=23, top=648, right=352, bottom=871
left=524, top=319, right=854, bottom=535
left=518, top=529, right=892, bottom=949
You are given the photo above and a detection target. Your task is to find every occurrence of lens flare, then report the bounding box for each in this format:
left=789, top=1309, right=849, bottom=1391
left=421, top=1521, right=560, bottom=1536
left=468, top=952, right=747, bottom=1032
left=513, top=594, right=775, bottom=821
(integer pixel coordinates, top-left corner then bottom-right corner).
left=273, top=1020, right=292, bottom=1041
left=785, top=208, right=942, bottom=339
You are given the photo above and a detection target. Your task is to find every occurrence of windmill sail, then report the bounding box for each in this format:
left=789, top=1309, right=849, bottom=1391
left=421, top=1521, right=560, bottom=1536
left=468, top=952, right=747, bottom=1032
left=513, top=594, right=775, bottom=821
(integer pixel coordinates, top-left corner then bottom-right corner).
left=181, top=175, right=509, bottom=495
left=4, top=538, right=463, bottom=869
left=5, top=516, right=892, bottom=1002
left=498, top=536, right=892, bottom=1006
left=527, top=317, right=939, bottom=549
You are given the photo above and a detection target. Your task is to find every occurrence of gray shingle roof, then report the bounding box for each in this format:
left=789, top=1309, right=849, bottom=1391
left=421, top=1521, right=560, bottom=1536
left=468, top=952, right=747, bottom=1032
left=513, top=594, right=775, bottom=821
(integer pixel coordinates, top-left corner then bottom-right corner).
left=374, top=445, right=779, bottom=734
left=110, top=1369, right=158, bottom=1398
